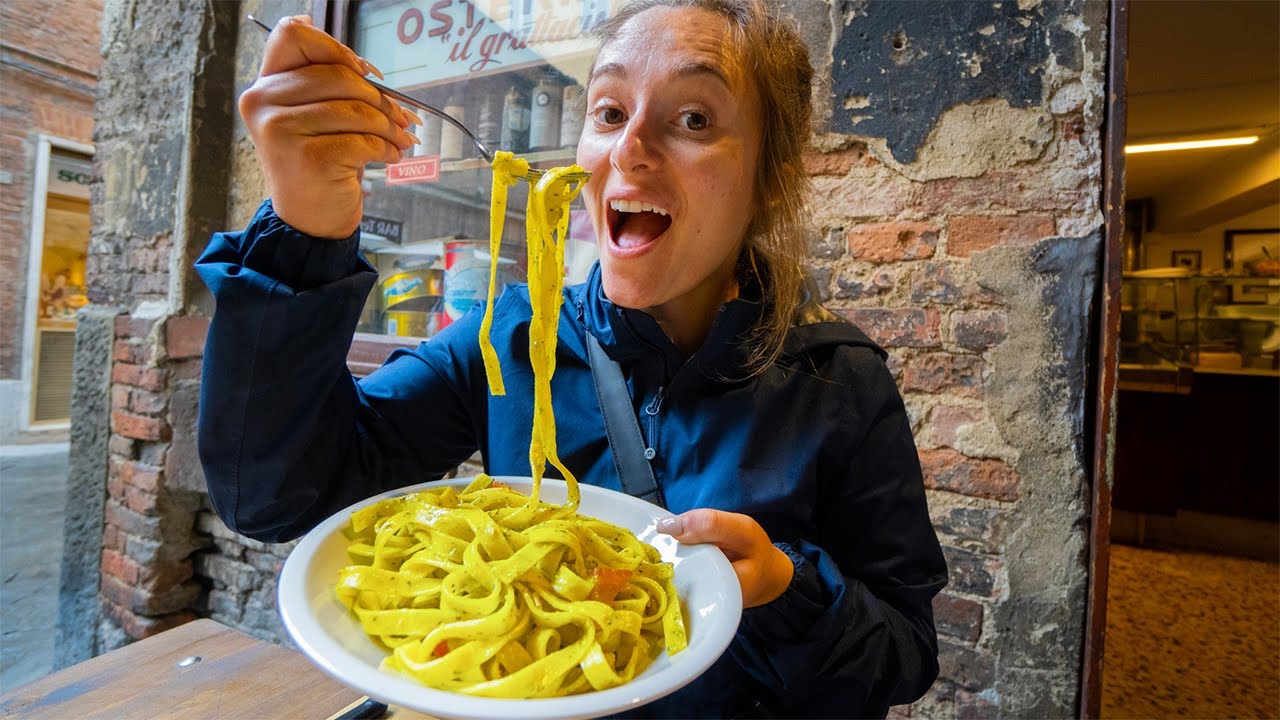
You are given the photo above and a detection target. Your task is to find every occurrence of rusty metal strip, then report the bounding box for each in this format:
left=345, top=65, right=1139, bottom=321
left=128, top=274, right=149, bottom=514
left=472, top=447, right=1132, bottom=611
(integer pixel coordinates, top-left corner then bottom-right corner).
left=1081, top=1, right=1128, bottom=717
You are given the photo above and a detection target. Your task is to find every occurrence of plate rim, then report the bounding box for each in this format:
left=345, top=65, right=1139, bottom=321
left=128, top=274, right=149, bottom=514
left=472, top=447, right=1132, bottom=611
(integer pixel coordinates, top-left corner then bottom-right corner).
left=277, top=476, right=743, bottom=720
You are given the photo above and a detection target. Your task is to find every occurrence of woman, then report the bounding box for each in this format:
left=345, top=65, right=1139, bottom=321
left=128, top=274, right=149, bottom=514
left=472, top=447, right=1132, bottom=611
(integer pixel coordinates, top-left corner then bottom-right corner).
left=197, top=0, right=947, bottom=716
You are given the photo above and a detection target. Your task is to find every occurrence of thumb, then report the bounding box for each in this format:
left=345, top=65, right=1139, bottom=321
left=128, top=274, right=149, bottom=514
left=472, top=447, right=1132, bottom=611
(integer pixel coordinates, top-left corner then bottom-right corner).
left=658, top=509, right=758, bottom=561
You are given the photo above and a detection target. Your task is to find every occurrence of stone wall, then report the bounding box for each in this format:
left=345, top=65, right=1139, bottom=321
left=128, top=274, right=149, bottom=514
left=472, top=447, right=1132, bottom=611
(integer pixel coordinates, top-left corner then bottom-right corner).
left=0, top=0, right=102, bottom=432
left=83, top=0, right=239, bottom=653
left=76, top=0, right=1109, bottom=716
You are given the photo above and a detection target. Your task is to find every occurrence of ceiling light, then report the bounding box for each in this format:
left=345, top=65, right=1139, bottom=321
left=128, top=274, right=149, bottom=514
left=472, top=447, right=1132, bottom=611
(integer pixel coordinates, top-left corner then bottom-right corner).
left=1125, top=136, right=1259, bottom=154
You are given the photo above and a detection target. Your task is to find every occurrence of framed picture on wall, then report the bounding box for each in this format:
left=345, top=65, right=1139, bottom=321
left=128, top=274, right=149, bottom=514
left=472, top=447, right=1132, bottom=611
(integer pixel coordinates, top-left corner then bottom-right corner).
left=1171, top=250, right=1201, bottom=272
left=1225, top=229, right=1280, bottom=303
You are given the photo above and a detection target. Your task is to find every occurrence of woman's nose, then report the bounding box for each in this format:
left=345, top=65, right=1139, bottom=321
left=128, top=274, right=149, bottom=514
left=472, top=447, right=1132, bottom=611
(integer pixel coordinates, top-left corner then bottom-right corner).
left=610, top=113, right=660, bottom=174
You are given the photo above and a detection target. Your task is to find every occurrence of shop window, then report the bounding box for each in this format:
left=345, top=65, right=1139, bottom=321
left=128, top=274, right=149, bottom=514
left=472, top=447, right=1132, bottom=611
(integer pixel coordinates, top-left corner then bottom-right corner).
left=31, top=150, right=92, bottom=424
left=345, top=0, right=608, bottom=348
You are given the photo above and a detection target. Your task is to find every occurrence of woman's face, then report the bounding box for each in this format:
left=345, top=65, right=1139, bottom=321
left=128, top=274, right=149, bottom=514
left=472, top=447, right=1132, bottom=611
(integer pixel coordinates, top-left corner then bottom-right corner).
left=577, top=6, right=762, bottom=322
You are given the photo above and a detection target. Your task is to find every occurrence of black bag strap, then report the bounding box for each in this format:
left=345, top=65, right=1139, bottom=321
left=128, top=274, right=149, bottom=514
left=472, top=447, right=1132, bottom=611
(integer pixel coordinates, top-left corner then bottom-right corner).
left=586, top=334, right=667, bottom=509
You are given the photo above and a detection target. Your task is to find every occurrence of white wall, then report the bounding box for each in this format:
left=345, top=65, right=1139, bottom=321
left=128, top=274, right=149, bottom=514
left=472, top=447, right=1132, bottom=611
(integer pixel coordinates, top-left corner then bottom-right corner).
left=1142, top=204, right=1280, bottom=270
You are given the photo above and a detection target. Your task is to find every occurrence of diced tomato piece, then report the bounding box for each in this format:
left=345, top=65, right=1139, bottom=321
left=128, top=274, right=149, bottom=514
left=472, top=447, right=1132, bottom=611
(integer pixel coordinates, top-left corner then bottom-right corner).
left=491, top=481, right=509, bottom=489
left=432, top=641, right=449, bottom=658
left=589, top=566, right=633, bottom=604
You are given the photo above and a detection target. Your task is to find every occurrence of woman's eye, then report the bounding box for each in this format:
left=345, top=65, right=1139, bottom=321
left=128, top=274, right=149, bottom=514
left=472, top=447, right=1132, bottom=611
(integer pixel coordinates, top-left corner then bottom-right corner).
left=681, top=112, right=710, bottom=131
left=595, top=107, right=626, bottom=125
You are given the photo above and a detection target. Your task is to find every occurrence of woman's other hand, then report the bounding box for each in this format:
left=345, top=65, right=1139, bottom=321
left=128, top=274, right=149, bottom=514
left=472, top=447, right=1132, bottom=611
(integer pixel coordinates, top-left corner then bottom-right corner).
left=658, top=509, right=794, bottom=608
left=238, top=15, right=419, bottom=239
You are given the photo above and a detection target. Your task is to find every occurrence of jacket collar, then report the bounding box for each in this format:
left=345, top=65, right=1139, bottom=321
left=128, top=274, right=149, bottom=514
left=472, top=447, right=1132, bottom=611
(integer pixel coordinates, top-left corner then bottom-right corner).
left=574, top=262, right=763, bottom=381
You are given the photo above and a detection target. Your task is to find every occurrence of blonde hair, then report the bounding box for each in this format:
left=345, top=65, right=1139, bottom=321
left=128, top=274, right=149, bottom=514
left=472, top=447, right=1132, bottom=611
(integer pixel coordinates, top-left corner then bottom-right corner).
left=592, top=0, right=815, bottom=376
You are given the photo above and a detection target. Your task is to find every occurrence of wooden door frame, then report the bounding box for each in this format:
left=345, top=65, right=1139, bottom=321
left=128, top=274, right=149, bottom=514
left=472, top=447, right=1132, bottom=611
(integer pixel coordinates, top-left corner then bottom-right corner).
left=1081, top=0, right=1128, bottom=717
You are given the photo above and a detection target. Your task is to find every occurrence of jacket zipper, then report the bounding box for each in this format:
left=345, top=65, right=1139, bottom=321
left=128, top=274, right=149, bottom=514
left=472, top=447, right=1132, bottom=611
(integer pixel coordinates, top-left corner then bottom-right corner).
left=644, top=385, right=666, bottom=460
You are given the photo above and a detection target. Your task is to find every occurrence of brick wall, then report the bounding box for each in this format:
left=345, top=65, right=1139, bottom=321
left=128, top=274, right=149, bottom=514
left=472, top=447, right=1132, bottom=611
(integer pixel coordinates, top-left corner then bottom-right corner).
left=0, top=0, right=102, bottom=380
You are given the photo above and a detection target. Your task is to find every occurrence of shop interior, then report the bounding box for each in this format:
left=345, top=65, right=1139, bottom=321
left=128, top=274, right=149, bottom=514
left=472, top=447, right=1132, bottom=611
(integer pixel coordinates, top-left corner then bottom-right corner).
left=1102, top=2, right=1279, bottom=717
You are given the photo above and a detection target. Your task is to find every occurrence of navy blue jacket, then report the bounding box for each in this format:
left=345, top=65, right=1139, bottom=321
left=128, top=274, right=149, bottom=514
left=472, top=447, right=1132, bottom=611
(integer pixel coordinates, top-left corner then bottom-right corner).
left=196, top=200, right=948, bottom=718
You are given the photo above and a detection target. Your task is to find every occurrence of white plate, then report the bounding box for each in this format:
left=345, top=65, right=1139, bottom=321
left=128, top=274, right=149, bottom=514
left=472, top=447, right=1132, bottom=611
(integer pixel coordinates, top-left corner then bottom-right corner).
left=278, top=476, right=743, bottom=720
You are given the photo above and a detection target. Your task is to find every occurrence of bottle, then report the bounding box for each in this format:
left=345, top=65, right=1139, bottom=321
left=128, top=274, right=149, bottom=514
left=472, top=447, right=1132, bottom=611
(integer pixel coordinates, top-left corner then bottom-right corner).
left=501, top=86, right=529, bottom=154
left=477, top=85, right=501, bottom=152
left=560, top=84, right=585, bottom=148
left=416, top=111, right=442, bottom=157
left=439, top=95, right=467, bottom=160
left=528, top=73, right=562, bottom=152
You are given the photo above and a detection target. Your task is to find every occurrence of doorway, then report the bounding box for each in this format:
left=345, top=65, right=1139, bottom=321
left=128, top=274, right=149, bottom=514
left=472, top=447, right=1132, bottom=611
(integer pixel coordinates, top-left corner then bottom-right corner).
left=21, top=140, right=93, bottom=429
left=1093, top=2, right=1280, bottom=717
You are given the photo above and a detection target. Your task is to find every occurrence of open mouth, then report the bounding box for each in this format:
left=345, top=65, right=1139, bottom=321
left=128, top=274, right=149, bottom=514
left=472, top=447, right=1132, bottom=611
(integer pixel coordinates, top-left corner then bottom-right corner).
left=607, top=199, right=673, bottom=250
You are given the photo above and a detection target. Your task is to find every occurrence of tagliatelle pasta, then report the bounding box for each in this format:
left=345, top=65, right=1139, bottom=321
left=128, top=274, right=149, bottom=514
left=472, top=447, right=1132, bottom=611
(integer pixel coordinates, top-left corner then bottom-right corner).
left=335, top=154, right=687, bottom=698
left=336, top=474, right=687, bottom=697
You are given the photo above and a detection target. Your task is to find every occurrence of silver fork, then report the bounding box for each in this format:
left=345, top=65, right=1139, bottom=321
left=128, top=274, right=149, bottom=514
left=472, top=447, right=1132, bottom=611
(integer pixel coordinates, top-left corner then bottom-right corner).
left=247, top=15, right=588, bottom=184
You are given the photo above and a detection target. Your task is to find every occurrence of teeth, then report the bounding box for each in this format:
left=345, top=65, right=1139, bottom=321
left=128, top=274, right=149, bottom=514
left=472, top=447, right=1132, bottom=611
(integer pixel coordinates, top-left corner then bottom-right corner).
left=609, top=199, right=669, bottom=216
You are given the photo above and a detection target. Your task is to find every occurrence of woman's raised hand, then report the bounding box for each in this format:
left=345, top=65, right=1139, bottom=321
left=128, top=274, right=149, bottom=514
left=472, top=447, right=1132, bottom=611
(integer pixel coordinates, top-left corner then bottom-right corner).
left=238, top=15, right=420, bottom=239
left=658, top=509, right=795, bottom=608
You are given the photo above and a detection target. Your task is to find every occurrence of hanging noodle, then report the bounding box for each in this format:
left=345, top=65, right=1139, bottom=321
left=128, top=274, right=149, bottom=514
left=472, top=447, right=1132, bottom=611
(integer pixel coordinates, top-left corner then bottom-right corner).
left=335, top=153, right=687, bottom=699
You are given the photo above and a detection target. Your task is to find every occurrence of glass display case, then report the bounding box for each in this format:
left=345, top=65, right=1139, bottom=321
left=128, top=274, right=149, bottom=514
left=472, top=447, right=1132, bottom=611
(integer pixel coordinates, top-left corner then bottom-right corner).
left=1120, top=272, right=1280, bottom=387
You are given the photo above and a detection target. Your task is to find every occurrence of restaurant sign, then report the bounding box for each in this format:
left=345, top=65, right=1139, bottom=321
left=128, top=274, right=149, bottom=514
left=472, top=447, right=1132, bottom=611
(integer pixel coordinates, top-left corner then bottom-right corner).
left=354, top=0, right=615, bottom=89
left=386, top=155, right=441, bottom=185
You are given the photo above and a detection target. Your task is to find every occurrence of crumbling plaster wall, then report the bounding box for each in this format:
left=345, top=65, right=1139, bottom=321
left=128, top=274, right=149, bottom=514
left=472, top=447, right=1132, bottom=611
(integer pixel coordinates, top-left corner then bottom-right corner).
left=792, top=1, right=1107, bottom=716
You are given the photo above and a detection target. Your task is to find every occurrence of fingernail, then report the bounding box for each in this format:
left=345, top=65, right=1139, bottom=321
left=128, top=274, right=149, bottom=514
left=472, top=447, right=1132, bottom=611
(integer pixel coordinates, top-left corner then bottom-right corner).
left=360, top=58, right=385, bottom=80
left=409, top=134, right=421, bottom=145
left=657, top=516, right=683, bottom=535
left=402, top=109, right=423, bottom=126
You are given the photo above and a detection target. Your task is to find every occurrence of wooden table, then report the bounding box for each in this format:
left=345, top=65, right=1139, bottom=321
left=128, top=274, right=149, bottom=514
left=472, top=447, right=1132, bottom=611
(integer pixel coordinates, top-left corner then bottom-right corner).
left=0, top=619, right=432, bottom=719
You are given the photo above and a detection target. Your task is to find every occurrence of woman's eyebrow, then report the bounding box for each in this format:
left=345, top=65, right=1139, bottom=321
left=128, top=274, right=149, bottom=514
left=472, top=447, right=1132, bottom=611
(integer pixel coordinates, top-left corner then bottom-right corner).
left=587, top=60, right=732, bottom=91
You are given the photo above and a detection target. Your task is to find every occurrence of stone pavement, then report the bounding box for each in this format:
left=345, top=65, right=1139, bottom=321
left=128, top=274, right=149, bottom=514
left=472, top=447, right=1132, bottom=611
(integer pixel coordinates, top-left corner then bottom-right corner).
left=0, top=441, right=69, bottom=692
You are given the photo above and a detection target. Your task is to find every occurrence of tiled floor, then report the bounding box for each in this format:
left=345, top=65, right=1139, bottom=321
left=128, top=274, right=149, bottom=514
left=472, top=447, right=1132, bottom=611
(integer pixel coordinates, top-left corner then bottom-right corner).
left=1102, top=543, right=1280, bottom=719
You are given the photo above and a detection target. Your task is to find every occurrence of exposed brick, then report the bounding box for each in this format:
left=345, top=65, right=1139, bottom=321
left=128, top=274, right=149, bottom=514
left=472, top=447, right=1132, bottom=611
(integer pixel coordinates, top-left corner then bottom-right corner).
left=904, top=353, right=985, bottom=396
left=111, top=363, right=168, bottom=392
left=930, top=506, right=1010, bottom=555
left=938, top=639, right=996, bottom=691
left=920, top=448, right=1020, bottom=502
left=834, top=268, right=895, bottom=300
left=112, top=340, right=137, bottom=363
left=946, top=215, right=1055, bottom=257
left=196, top=553, right=261, bottom=591
left=951, top=310, right=1008, bottom=351
left=113, top=312, right=161, bottom=338
left=171, top=358, right=203, bottom=382
left=956, top=689, right=999, bottom=719
left=112, top=411, right=170, bottom=441
left=165, top=315, right=209, bottom=360
left=102, top=524, right=124, bottom=552
left=930, top=405, right=983, bottom=448
left=934, top=593, right=984, bottom=642
left=122, top=461, right=163, bottom=492
left=105, top=498, right=161, bottom=538
left=128, top=387, right=167, bottom=415
left=909, top=262, right=963, bottom=305
left=111, top=385, right=130, bottom=411
left=841, top=308, right=940, bottom=349
left=803, top=146, right=869, bottom=176
left=108, top=435, right=137, bottom=459
left=101, top=548, right=140, bottom=586
left=107, top=472, right=125, bottom=501
left=846, top=221, right=938, bottom=262
left=123, top=486, right=158, bottom=515
left=941, top=545, right=1003, bottom=598
left=102, top=600, right=196, bottom=641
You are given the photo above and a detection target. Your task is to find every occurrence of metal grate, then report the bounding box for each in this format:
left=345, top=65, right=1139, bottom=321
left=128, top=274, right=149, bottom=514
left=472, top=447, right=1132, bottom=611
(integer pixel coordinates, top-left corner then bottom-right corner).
left=33, top=328, right=75, bottom=423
